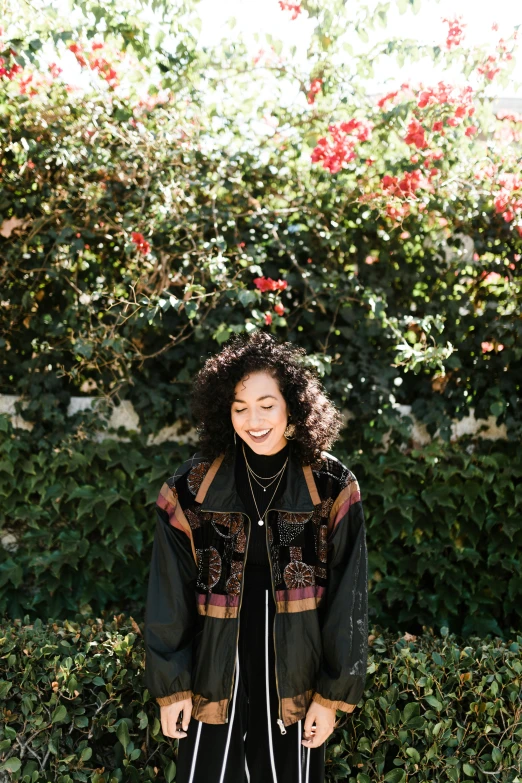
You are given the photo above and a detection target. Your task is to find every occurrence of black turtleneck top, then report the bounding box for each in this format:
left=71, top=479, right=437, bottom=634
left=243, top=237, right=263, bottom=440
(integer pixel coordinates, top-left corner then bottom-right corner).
left=234, top=438, right=289, bottom=566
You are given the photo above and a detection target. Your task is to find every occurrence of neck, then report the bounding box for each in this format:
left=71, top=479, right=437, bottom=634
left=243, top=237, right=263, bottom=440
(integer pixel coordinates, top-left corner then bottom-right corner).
left=239, top=438, right=289, bottom=477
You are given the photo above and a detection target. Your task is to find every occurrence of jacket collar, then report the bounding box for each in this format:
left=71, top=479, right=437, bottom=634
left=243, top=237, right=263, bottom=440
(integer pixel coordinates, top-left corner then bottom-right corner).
left=195, top=440, right=320, bottom=513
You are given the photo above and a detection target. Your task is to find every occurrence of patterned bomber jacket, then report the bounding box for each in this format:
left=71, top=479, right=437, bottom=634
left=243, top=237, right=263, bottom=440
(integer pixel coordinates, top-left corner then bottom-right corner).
left=143, top=441, right=369, bottom=728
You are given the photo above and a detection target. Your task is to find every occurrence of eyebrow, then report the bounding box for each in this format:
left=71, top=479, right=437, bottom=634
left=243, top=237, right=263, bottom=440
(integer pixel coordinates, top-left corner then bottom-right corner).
left=233, top=395, right=278, bottom=403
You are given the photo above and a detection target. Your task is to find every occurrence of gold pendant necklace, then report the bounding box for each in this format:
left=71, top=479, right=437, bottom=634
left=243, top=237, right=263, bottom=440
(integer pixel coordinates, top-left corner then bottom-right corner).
left=244, top=443, right=287, bottom=526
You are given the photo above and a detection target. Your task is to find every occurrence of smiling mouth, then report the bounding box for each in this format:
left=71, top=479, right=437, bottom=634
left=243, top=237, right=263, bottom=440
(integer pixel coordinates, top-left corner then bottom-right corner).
left=247, top=428, right=272, bottom=441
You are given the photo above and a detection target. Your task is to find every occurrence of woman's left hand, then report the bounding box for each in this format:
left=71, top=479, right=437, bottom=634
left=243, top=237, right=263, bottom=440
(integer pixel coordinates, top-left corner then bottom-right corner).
left=302, top=702, right=336, bottom=748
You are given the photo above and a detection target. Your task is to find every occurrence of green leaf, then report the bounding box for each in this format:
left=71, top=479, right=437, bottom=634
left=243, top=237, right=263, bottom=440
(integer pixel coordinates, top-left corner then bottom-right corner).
left=424, top=695, right=443, bottom=710
left=117, top=720, right=131, bottom=753
left=384, top=770, right=406, bottom=783
left=0, top=758, right=21, bottom=772
left=402, top=702, right=419, bottom=722
left=406, top=747, right=420, bottom=763
left=52, top=704, right=68, bottom=723
left=463, top=763, right=475, bottom=776
left=165, top=760, right=176, bottom=782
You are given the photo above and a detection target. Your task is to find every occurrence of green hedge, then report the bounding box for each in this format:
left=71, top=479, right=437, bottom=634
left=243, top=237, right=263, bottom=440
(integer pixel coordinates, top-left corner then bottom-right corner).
left=1, top=617, right=521, bottom=782
left=1, top=416, right=521, bottom=636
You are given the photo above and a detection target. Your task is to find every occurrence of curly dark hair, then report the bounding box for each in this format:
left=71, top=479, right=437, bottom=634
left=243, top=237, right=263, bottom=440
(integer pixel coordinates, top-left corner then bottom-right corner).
left=190, top=330, right=344, bottom=465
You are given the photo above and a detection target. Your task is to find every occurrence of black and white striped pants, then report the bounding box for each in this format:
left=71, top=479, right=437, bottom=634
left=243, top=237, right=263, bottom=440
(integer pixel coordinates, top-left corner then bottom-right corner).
left=176, top=565, right=326, bottom=783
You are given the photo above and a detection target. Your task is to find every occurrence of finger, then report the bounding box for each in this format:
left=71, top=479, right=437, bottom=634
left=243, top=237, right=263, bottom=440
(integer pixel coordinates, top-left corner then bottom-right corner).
left=302, top=734, right=322, bottom=748
left=167, top=711, right=184, bottom=739
left=181, top=705, right=190, bottom=732
left=303, top=712, right=316, bottom=738
left=169, top=718, right=188, bottom=739
left=302, top=726, right=330, bottom=747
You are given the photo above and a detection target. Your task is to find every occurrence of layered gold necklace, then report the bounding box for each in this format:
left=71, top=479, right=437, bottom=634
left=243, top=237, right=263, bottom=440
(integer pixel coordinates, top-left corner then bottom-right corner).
left=242, top=441, right=288, bottom=527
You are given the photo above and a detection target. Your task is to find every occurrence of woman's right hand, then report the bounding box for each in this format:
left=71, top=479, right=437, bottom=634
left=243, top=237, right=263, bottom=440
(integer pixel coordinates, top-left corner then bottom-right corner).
left=160, top=697, right=193, bottom=739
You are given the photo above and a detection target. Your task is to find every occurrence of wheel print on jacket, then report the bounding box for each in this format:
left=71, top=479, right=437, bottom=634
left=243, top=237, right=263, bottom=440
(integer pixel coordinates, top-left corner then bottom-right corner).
left=283, top=560, right=315, bottom=589
left=196, top=546, right=222, bottom=590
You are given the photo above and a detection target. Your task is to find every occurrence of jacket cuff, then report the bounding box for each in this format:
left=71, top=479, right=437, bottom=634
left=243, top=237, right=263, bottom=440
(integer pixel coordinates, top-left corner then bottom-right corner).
left=156, top=690, right=192, bottom=707
left=312, top=692, right=357, bottom=712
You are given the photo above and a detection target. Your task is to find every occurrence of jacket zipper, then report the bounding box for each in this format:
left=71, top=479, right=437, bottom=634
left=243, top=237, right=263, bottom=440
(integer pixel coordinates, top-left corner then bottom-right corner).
left=267, top=504, right=314, bottom=733
left=203, top=504, right=311, bottom=732
left=265, top=508, right=287, bottom=735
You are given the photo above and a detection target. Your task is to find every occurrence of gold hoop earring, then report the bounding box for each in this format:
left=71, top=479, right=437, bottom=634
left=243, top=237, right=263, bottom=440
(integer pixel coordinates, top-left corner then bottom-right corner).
left=234, top=430, right=237, bottom=446
left=284, top=422, right=296, bottom=439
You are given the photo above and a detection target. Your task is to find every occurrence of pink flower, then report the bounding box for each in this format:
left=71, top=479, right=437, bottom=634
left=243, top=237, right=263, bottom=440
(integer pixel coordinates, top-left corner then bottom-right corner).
left=465, top=125, right=478, bottom=137
left=278, top=0, right=301, bottom=19
left=442, top=15, right=466, bottom=49
left=482, top=272, right=502, bottom=284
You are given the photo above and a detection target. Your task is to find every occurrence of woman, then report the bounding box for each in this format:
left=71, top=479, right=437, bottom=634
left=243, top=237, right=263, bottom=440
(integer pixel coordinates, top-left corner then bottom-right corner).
left=144, top=331, right=369, bottom=783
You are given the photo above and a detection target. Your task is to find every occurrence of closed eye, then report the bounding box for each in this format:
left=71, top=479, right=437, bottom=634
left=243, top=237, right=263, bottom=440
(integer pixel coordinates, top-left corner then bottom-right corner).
left=235, top=406, right=273, bottom=413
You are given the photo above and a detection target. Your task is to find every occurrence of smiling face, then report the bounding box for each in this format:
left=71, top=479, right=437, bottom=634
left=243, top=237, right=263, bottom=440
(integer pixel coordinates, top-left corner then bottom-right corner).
left=231, top=371, right=290, bottom=454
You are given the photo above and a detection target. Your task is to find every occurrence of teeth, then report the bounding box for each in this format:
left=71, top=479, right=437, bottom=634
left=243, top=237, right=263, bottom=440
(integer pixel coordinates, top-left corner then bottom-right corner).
left=249, top=429, right=270, bottom=436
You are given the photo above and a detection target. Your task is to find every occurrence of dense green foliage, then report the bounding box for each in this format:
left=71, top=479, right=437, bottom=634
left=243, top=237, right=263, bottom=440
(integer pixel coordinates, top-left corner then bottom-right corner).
left=0, top=0, right=520, bottom=448
left=1, top=617, right=521, bottom=782
left=1, top=415, right=520, bottom=637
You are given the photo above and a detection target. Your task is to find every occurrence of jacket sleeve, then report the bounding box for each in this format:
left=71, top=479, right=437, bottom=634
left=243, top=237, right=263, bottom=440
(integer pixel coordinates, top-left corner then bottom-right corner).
left=312, top=470, right=369, bottom=713
left=144, top=478, right=199, bottom=707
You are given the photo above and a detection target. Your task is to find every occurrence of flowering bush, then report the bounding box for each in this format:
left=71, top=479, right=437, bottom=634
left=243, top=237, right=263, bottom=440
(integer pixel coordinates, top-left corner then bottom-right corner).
left=0, top=0, right=520, bottom=451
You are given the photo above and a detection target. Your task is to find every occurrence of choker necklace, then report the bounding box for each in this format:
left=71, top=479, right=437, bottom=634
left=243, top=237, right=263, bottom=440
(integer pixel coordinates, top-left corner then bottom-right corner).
left=242, top=442, right=288, bottom=526
left=243, top=443, right=288, bottom=492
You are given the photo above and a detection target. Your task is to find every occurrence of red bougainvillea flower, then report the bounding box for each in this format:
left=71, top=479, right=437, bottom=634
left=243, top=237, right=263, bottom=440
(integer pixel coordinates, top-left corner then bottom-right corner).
left=311, top=118, right=374, bottom=173
left=442, top=15, right=466, bottom=49
left=307, top=78, right=323, bottom=104
left=377, top=89, right=399, bottom=109
left=493, top=173, right=522, bottom=224
left=265, top=313, right=273, bottom=325
left=482, top=341, right=504, bottom=353
left=69, top=42, right=88, bottom=67
left=274, top=303, right=285, bottom=315
left=417, top=81, right=475, bottom=116
left=254, top=277, right=288, bottom=292
left=68, top=40, right=119, bottom=88
left=481, top=272, right=505, bottom=284
left=477, top=55, right=501, bottom=81
left=381, top=169, right=432, bottom=198
left=404, top=118, right=428, bottom=149
left=465, top=125, right=478, bottom=137
left=49, top=62, right=63, bottom=78
left=278, top=0, right=301, bottom=20
left=0, top=54, right=23, bottom=80
left=386, top=203, right=411, bottom=220
left=131, top=232, right=151, bottom=254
